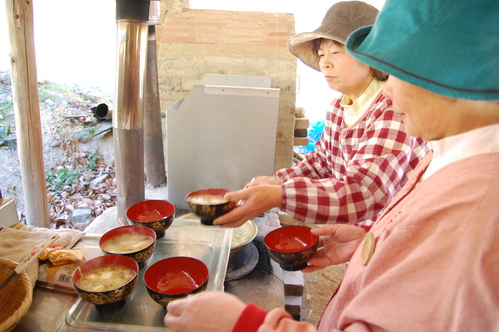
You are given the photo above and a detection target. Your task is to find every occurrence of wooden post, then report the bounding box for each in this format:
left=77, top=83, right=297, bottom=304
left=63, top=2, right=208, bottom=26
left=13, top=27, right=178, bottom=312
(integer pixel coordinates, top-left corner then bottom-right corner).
left=4, top=0, right=50, bottom=227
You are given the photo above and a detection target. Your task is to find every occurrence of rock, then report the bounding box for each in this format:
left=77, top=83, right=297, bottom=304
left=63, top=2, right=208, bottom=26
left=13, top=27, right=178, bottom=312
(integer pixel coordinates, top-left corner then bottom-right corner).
left=72, top=208, right=93, bottom=224
left=75, top=220, right=92, bottom=231
left=84, top=206, right=121, bottom=234
left=90, top=174, right=109, bottom=187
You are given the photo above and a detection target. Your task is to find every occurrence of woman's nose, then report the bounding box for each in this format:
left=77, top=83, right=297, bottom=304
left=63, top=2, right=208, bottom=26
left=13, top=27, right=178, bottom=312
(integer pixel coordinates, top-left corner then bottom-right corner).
left=320, top=58, right=331, bottom=71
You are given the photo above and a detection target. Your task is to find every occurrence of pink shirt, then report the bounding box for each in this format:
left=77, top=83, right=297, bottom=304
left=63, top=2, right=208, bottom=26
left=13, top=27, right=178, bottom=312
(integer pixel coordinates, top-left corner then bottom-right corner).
left=321, top=151, right=499, bottom=331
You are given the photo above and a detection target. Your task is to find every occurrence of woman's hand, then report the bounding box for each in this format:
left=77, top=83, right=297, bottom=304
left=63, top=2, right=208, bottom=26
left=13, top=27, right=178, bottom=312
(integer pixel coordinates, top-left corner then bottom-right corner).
left=213, top=186, right=282, bottom=227
left=245, top=176, right=282, bottom=188
left=164, top=291, right=246, bottom=332
left=302, top=224, right=366, bottom=273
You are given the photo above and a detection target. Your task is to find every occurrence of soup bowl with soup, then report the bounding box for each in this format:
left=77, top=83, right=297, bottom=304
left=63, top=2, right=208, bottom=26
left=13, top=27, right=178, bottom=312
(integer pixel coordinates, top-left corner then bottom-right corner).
left=99, top=225, right=157, bottom=269
left=144, top=256, right=209, bottom=308
left=72, top=255, right=139, bottom=311
left=186, top=189, right=236, bottom=225
left=126, top=200, right=175, bottom=238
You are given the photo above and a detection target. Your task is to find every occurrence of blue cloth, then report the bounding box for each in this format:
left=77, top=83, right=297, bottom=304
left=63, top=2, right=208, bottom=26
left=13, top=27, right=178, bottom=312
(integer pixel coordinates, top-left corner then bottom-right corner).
left=303, top=120, right=325, bottom=153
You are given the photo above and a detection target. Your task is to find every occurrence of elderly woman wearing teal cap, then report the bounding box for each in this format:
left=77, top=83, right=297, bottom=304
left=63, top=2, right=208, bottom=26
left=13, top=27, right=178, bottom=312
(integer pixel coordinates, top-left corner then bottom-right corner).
left=213, top=1, right=428, bottom=228
left=164, top=0, right=499, bottom=331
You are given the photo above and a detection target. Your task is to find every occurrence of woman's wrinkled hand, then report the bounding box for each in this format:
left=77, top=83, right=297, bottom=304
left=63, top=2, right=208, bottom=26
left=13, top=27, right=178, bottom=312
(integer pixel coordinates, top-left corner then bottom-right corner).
left=302, top=224, right=366, bottom=273
left=212, top=186, right=282, bottom=227
left=164, top=291, right=246, bottom=332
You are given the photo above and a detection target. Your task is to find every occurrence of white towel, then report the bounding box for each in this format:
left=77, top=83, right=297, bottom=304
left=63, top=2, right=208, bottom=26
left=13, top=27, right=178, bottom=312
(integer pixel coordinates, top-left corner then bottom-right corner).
left=0, top=223, right=84, bottom=287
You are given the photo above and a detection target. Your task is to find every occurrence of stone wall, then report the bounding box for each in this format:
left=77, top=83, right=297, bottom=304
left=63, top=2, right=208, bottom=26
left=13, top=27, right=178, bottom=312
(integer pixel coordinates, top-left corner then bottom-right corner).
left=156, top=0, right=297, bottom=171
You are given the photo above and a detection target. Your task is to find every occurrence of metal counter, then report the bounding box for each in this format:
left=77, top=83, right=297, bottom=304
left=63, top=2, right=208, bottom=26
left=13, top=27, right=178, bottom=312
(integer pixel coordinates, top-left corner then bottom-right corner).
left=13, top=218, right=232, bottom=332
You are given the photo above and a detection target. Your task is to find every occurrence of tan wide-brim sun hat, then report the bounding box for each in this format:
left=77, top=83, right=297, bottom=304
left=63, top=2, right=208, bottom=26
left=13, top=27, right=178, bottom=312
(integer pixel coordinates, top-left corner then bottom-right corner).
left=287, top=1, right=379, bottom=72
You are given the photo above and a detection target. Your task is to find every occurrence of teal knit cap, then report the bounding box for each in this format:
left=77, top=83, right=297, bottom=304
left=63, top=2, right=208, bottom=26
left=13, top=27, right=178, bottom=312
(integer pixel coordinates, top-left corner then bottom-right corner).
left=346, top=0, right=499, bottom=100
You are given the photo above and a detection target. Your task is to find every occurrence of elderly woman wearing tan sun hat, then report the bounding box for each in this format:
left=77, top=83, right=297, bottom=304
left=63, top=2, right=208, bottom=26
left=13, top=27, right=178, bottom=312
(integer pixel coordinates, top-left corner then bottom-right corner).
left=213, top=1, right=428, bottom=228
left=163, top=0, right=499, bottom=331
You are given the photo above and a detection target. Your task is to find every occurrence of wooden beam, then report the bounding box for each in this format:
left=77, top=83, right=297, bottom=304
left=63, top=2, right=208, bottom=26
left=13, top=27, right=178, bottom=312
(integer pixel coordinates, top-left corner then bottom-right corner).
left=5, top=0, right=49, bottom=227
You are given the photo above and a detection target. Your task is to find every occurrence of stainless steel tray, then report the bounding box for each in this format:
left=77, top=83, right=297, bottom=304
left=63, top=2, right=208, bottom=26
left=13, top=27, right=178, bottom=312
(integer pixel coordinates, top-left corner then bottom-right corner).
left=59, top=218, right=232, bottom=331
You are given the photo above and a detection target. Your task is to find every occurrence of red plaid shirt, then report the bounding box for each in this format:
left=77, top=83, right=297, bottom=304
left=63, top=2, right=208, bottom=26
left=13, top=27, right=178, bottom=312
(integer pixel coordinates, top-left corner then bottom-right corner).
left=277, top=92, right=429, bottom=225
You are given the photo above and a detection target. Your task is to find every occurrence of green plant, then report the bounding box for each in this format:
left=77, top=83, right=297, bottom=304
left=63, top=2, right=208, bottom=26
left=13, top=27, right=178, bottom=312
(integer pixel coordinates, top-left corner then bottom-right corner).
left=75, top=127, right=97, bottom=143
left=0, top=124, right=16, bottom=148
left=0, top=99, right=13, bottom=117
left=45, top=168, right=82, bottom=191
left=86, top=152, right=101, bottom=171
left=38, top=80, right=68, bottom=104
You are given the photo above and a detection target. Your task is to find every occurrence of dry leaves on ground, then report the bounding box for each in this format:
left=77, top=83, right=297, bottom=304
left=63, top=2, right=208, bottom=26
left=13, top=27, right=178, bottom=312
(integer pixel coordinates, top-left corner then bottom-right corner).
left=46, top=156, right=117, bottom=229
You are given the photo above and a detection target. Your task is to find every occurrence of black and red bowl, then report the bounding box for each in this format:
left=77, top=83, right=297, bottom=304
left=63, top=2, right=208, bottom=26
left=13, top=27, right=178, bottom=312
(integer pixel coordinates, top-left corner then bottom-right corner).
left=186, top=189, right=236, bottom=225
left=144, top=256, right=209, bottom=308
left=73, top=255, right=139, bottom=311
left=126, top=200, right=175, bottom=238
left=264, top=225, right=319, bottom=271
left=99, top=225, right=157, bottom=269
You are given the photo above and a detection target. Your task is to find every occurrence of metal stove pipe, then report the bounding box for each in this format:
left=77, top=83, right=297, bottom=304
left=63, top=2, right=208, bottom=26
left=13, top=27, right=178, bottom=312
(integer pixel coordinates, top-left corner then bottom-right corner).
left=114, top=0, right=150, bottom=225
left=144, top=2, right=167, bottom=188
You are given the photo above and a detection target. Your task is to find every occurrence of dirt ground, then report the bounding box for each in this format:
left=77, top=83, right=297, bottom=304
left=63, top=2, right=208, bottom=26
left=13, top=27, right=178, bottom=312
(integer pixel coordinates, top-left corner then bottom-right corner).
left=0, top=71, right=115, bottom=225
left=302, top=264, right=346, bottom=325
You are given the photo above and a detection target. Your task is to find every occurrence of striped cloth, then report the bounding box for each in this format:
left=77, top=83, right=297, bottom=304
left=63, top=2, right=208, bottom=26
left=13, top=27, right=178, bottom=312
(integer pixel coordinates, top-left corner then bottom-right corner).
left=277, top=92, right=429, bottom=225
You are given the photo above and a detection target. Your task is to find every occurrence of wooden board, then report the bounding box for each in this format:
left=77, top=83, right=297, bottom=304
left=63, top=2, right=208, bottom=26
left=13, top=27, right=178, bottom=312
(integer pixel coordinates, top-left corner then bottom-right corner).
left=0, top=197, right=19, bottom=227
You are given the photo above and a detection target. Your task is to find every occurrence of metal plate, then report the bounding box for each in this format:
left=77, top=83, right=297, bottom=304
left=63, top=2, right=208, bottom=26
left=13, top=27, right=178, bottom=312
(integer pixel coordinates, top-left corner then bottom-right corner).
left=231, top=220, right=257, bottom=249
left=59, top=218, right=232, bottom=332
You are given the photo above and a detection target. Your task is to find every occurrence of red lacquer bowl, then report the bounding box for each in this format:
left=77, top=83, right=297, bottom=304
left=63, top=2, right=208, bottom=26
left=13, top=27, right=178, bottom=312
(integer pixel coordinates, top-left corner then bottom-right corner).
left=144, top=256, right=209, bottom=308
left=126, top=200, right=175, bottom=238
left=186, top=189, right=236, bottom=225
left=99, top=225, right=157, bottom=269
left=264, top=225, right=319, bottom=271
left=73, top=255, right=139, bottom=311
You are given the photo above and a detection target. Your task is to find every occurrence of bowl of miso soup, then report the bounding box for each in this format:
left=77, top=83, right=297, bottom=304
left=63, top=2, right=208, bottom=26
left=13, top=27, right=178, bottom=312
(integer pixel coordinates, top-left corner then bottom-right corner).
left=100, top=225, right=157, bottom=269
left=72, top=255, right=139, bottom=311
left=186, top=189, right=236, bottom=225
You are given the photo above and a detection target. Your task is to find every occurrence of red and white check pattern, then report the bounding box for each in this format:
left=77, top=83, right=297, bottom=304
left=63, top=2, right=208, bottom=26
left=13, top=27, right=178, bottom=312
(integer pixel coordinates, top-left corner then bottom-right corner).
left=277, top=93, right=429, bottom=225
